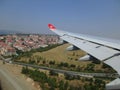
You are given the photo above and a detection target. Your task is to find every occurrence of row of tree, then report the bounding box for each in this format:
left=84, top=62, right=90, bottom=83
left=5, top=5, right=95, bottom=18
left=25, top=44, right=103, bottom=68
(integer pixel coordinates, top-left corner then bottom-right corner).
left=21, top=67, right=106, bottom=90
left=22, top=67, right=74, bottom=90
left=19, top=56, right=115, bottom=73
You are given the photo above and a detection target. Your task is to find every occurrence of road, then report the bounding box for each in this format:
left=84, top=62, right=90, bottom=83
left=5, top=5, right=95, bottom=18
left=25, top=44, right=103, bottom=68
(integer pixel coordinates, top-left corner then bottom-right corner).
left=0, top=60, right=118, bottom=90
left=0, top=61, right=39, bottom=90
left=13, top=62, right=119, bottom=78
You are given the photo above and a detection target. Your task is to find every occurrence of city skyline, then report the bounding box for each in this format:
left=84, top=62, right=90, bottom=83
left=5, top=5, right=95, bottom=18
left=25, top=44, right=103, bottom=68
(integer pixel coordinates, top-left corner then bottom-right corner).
left=0, top=0, right=120, bottom=39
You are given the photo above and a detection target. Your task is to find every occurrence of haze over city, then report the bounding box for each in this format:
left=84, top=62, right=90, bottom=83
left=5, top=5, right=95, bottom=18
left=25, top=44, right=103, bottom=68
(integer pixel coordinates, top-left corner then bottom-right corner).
left=0, top=0, right=120, bottom=38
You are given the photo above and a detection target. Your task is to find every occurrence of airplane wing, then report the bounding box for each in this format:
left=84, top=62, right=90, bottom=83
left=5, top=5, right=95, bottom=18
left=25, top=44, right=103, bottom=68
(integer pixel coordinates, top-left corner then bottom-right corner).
left=48, top=23, right=120, bottom=89
left=48, top=24, right=120, bottom=90
left=48, top=24, right=120, bottom=75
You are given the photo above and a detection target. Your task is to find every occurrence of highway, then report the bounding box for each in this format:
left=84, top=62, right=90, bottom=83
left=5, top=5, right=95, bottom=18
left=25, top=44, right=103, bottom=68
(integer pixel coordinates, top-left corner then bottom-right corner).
left=13, top=62, right=119, bottom=78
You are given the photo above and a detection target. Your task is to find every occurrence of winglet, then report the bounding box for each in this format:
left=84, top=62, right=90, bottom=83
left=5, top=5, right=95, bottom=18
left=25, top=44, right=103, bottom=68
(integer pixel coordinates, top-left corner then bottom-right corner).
left=48, top=24, right=56, bottom=31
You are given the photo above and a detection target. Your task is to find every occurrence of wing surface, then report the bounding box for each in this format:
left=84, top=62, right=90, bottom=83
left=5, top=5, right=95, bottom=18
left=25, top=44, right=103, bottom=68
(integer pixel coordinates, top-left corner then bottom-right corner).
left=48, top=24, right=120, bottom=75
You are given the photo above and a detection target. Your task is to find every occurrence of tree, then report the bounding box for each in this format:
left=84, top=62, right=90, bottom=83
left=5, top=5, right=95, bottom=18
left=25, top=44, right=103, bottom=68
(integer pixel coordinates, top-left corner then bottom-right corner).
left=59, top=80, right=64, bottom=90
left=92, top=59, right=101, bottom=64
left=64, top=73, right=74, bottom=80
left=42, top=60, right=46, bottom=64
left=73, top=52, right=75, bottom=56
left=49, top=70, right=58, bottom=76
left=29, top=59, right=35, bottom=64
left=48, top=78, right=57, bottom=88
left=21, top=66, right=29, bottom=74
left=85, top=63, right=95, bottom=72
left=64, top=81, right=69, bottom=90
left=63, top=62, right=69, bottom=67
left=102, top=63, right=111, bottom=68
left=70, top=64, right=76, bottom=68
left=49, top=61, right=55, bottom=65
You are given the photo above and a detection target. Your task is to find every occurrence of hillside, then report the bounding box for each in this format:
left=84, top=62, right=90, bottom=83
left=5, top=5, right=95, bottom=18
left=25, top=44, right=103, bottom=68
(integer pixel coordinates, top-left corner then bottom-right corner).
left=33, top=44, right=88, bottom=65
left=16, top=43, right=115, bottom=73
left=15, top=43, right=115, bottom=90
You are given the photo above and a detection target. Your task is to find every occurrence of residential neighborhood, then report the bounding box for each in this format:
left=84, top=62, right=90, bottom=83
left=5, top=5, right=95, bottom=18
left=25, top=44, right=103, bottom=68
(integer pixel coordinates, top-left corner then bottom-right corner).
left=0, top=34, right=60, bottom=56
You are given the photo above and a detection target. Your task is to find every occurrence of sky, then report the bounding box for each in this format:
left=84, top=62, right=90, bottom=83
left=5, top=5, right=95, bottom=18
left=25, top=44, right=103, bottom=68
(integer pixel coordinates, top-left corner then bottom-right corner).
left=0, top=0, right=120, bottom=39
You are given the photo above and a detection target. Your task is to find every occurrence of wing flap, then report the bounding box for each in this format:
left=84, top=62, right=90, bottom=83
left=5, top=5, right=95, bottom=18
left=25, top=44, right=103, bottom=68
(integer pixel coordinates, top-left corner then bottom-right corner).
left=61, top=34, right=120, bottom=61
left=104, top=56, right=120, bottom=75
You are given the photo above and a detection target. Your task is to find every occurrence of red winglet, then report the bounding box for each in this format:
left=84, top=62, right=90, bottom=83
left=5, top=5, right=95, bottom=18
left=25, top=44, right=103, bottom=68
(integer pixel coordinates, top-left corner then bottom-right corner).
left=48, top=24, right=56, bottom=30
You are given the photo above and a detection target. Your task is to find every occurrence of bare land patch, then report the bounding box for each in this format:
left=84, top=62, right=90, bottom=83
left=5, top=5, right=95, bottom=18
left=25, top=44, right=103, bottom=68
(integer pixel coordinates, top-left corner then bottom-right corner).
left=0, top=60, right=41, bottom=90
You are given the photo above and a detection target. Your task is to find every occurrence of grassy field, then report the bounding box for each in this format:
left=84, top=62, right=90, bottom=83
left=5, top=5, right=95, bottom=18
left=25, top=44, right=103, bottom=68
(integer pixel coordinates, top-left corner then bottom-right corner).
left=18, top=43, right=115, bottom=73
left=32, top=44, right=92, bottom=66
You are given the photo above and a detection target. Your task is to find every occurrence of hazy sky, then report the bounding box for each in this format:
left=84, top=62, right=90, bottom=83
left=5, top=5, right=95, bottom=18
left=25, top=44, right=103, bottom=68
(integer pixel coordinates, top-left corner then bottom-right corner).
left=0, top=0, right=120, bottom=39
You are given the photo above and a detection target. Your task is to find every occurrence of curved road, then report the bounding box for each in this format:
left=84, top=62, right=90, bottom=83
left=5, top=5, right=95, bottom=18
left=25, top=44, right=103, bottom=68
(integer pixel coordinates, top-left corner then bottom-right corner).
left=13, top=62, right=119, bottom=78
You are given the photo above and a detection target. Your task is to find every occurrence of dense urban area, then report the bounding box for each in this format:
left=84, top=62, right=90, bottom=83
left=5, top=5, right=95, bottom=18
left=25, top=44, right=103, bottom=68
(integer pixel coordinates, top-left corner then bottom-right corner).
left=0, top=34, right=59, bottom=56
